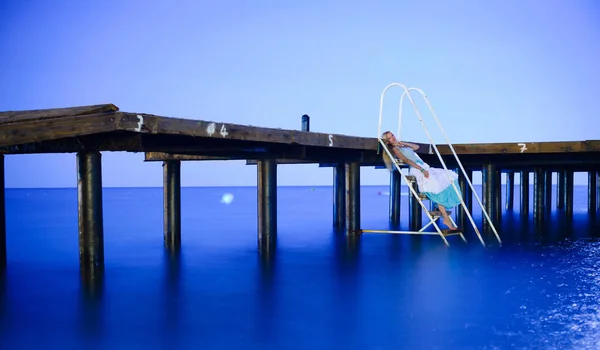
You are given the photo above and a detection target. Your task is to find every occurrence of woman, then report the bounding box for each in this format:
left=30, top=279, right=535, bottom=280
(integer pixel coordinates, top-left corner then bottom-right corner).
left=381, top=131, right=462, bottom=230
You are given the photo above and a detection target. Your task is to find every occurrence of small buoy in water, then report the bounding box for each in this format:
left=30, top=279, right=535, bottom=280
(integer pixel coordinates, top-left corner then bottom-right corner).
left=221, top=193, right=234, bottom=204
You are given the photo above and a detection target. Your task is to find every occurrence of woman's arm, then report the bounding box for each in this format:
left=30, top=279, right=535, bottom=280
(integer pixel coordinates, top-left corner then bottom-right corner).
left=391, top=147, right=425, bottom=171
left=398, top=141, right=419, bottom=151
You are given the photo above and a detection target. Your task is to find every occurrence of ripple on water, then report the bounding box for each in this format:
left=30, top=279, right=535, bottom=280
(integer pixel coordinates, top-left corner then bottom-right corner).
left=517, top=240, right=600, bottom=349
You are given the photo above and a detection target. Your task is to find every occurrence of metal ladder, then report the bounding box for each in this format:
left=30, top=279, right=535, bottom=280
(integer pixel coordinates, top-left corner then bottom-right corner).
left=364, top=83, right=502, bottom=247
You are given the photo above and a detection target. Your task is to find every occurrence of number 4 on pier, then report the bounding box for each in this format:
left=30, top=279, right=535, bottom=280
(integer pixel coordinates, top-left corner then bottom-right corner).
left=220, top=125, right=229, bottom=137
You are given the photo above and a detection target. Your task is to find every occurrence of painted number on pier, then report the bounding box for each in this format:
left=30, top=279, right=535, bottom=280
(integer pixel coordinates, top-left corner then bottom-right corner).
left=135, top=115, right=144, bottom=132
left=517, top=143, right=527, bottom=153
left=206, top=123, right=229, bottom=137
left=328, top=135, right=333, bottom=146
left=206, top=123, right=216, bottom=136
left=220, top=124, right=229, bottom=137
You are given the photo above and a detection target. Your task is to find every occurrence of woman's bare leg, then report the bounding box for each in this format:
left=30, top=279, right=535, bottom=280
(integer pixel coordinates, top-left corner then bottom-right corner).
left=437, top=204, right=458, bottom=230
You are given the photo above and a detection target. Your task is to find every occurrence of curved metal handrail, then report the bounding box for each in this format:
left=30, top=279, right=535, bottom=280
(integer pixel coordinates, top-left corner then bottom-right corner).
left=378, top=83, right=501, bottom=246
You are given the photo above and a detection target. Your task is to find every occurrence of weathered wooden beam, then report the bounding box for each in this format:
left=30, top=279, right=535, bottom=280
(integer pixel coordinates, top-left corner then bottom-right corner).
left=119, top=112, right=381, bottom=151
left=436, top=140, right=600, bottom=154
left=0, top=154, right=5, bottom=268
left=0, top=104, right=118, bottom=123
left=163, top=160, right=181, bottom=248
left=77, top=151, right=104, bottom=278
left=147, top=152, right=230, bottom=161
left=0, top=113, right=121, bottom=148
left=333, top=164, right=345, bottom=231
left=438, top=153, right=600, bottom=170
left=0, top=133, right=143, bottom=154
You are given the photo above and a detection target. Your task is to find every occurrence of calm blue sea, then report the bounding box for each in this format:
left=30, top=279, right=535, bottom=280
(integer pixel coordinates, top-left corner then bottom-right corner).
left=1, top=185, right=599, bottom=349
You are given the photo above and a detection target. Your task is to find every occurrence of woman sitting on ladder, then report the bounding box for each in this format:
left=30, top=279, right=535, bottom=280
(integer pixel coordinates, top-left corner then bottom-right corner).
left=381, top=131, right=462, bottom=231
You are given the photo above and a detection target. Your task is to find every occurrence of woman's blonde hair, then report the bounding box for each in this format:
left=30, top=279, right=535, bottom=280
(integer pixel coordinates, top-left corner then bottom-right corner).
left=380, top=131, right=395, bottom=171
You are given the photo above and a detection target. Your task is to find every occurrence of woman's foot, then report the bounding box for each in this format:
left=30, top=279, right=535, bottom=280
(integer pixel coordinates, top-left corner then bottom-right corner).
left=443, top=218, right=458, bottom=230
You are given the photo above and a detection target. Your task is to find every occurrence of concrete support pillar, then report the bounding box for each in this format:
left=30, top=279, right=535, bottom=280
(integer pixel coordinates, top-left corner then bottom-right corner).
left=163, top=160, right=181, bottom=249
left=345, top=162, right=361, bottom=235
left=333, top=163, right=346, bottom=231
left=257, top=159, right=277, bottom=252
left=520, top=171, right=529, bottom=216
left=557, top=171, right=565, bottom=209
left=563, top=170, right=574, bottom=219
left=544, top=170, right=553, bottom=212
left=482, top=164, right=499, bottom=231
left=408, top=181, right=421, bottom=231
left=0, top=155, right=5, bottom=269
left=589, top=170, right=597, bottom=216
left=77, top=151, right=104, bottom=279
left=533, top=168, right=545, bottom=223
left=505, top=171, right=514, bottom=210
left=389, top=170, right=401, bottom=227
left=458, top=169, right=473, bottom=228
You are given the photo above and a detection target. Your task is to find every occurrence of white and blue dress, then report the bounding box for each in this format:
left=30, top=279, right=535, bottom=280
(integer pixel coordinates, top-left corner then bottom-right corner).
left=396, top=146, right=462, bottom=208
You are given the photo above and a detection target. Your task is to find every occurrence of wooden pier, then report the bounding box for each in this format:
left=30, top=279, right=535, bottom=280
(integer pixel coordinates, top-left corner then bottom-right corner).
left=1, top=104, right=599, bottom=274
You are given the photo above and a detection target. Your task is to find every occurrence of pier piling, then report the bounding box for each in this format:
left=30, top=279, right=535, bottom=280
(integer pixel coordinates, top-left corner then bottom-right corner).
left=258, top=159, right=277, bottom=252
left=163, top=160, right=181, bottom=248
left=482, top=164, right=499, bottom=231
left=389, top=169, right=401, bottom=227
left=458, top=169, right=473, bottom=228
left=495, top=170, right=502, bottom=221
left=345, top=162, right=361, bottom=235
left=333, top=163, right=346, bottom=231
left=408, top=180, right=421, bottom=231
left=505, top=171, right=514, bottom=210
left=544, top=170, right=553, bottom=212
left=1, top=155, right=5, bottom=268
left=597, top=171, right=600, bottom=212
left=533, top=168, right=545, bottom=222
left=589, top=170, right=597, bottom=215
left=557, top=171, right=565, bottom=210
left=520, top=171, right=530, bottom=216
left=563, top=170, right=574, bottom=219
left=77, top=151, right=104, bottom=277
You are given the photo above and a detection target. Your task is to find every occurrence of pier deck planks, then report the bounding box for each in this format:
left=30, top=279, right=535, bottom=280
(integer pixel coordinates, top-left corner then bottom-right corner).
left=1, top=103, right=599, bottom=169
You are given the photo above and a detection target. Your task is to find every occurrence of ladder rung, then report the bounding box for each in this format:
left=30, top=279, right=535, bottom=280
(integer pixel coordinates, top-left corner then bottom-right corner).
left=428, top=210, right=452, bottom=217
left=442, top=228, right=462, bottom=236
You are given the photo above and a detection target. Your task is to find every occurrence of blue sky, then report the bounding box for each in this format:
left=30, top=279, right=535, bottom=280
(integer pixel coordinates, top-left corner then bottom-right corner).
left=1, top=0, right=598, bottom=188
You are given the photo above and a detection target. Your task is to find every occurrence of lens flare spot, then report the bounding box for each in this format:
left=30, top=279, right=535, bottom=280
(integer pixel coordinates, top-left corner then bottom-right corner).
left=221, top=193, right=234, bottom=204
